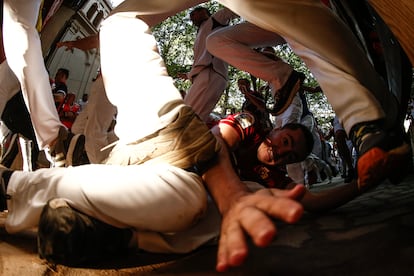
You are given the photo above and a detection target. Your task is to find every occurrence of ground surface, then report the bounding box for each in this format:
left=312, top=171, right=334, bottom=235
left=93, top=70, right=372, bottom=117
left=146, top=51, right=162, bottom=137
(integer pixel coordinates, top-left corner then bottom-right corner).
left=1, top=173, right=414, bottom=275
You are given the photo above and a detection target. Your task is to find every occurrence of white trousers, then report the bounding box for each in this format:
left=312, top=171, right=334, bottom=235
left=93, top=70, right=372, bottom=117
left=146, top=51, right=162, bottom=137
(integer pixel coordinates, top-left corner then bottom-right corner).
left=207, top=21, right=293, bottom=91
left=3, top=0, right=62, bottom=149
left=184, top=66, right=228, bottom=121
left=71, top=77, right=118, bottom=164
left=0, top=61, right=20, bottom=114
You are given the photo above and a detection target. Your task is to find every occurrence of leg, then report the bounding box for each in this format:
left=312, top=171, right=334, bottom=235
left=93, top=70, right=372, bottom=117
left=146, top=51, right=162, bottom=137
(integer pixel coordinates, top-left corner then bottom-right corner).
left=184, top=68, right=228, bottom=122
left=72, top=77, right=118, bottom=164
left=5, top=164, right=207, bottom=234
left=3, top=0, right=62, bottom=149
left=207, top=22, right=292, bottom=90
left=218, top=0, right=396, bottom=133
left=0, top=61, right=20, bottom=114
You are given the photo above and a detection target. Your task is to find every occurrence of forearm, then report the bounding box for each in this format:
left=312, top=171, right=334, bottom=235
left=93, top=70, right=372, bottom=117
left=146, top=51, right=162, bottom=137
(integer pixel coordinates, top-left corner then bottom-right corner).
left=291, top=181, right=361, bottom=213
left=202, top=135, right=249, bottom=215
left=58, top=34, right=99, bottom=51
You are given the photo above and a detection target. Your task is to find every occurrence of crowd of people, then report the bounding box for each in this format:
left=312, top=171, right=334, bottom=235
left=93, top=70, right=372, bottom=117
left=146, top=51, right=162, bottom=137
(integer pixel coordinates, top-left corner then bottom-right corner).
left=0, top=0, right=412, bottom=273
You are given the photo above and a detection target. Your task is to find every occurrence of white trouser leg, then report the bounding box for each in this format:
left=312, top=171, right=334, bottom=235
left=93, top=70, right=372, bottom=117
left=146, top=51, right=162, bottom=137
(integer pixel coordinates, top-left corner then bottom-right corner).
left=0, top=61, right=20, bottom=114
left=100, top=14, right=186, bottom=143
left=184, top=68, right=228, bottom=121
left=6, top=164, right=207, bottom=234
left=207, top=22, right=292, bottom=90
left=72, top=77, right=118, bottom=164
left=3, top=0, right=62, bottom=149
left=218, top=0, right=396, bottom=134
left=102, top=0, right=209, bottom=142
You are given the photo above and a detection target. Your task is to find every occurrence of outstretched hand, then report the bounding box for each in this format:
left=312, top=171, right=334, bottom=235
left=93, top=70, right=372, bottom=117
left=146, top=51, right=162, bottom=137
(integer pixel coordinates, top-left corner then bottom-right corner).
left=215, top=184, right=306, bottom=272
left=56, top=41, right=74, bottom=52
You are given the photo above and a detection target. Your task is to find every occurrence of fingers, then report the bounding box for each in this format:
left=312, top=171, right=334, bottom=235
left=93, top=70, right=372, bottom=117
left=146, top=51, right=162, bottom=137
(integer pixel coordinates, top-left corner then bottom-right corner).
left=216, top=190, right=304, bottom=272
left=216, top=216, right=248, bottom=272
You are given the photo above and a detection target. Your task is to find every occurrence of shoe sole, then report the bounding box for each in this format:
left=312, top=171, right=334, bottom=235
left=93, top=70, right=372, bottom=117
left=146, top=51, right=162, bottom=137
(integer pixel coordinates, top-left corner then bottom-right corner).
left=66, top=134, right=85, bottom=166
left=273, top=80, right=302, bottom=116
left=357, top=142, right=411, bottom=191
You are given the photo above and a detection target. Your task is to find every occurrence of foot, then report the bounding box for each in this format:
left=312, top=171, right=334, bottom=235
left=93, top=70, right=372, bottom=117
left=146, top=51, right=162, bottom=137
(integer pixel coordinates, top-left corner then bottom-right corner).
left=270, top=71, right=305, bottom=116
left=38, top=198, right=133, bottom=265
left=49, top=127, right=86, bottom=167
left=350, top=121, right=411, bottom=191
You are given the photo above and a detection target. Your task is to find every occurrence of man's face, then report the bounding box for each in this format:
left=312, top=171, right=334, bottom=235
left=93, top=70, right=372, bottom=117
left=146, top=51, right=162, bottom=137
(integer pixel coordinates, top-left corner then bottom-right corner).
left=257, top=128, right=308, bottom=166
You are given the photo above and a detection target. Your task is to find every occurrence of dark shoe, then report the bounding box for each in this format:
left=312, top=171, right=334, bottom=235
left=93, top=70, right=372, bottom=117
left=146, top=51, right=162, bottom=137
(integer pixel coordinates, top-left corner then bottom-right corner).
left=49, top=127, right=86, bottom=167
left=0, top=165, right=13, bottom=211
left=271, top=71, right=305, bottom=116
left=350, top=121, right=411, bottom=191
left=38, top=198, right=133, bottom=265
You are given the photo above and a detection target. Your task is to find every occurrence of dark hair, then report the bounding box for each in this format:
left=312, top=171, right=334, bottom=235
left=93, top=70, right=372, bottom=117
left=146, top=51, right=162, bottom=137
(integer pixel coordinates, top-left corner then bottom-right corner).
left=57, top=68, right=70, bottom=79
left=190, top=6, right=211, bottom=17
left=281, top=123, right=314, bottom=156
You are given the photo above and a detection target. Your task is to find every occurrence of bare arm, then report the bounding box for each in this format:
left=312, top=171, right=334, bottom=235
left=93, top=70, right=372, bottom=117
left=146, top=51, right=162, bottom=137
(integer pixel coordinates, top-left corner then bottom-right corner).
left=204, top=127, right=306, bottom=272
left=287, top=180, right=361, bottom=213
left=56, top=34, right=100, bottom=52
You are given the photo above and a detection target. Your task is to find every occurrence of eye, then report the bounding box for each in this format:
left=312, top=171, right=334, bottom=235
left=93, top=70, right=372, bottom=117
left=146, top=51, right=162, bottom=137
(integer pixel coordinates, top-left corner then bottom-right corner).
left=282, top=137, right=289, bottom=146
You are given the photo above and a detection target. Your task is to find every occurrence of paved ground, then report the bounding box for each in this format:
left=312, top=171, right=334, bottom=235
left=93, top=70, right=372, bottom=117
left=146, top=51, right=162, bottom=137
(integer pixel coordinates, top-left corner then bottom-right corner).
left=1, top=173, right=414, bottom=275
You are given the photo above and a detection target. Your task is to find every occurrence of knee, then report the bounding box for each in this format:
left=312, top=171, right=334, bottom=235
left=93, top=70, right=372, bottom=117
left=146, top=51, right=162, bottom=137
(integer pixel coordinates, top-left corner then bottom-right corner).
left=206, top=30, right=230, bottom=55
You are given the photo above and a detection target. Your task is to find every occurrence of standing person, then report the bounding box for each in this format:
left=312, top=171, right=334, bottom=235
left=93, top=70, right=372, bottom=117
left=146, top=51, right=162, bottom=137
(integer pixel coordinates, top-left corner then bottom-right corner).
left=178, top=6, right=238, bottom=121
left=52, top=68, right=70, bottom=96
left=77, top=93, right=89, bottom=112
left=207, top=22, right=304, bottom=116
left=52, top=68, right=70, bottom=109
left=2, top=0, right=85, bottom=167
left=325, top=116, right=356, bottom=183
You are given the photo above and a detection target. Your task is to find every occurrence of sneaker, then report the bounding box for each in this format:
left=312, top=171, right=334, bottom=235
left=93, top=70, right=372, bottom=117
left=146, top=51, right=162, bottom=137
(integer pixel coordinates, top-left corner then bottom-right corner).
left=49, top=127, right=86, bottom=167
left=38, top=198, right=133, bottom=265
left=350, top=121, right=411, bottom=191
left=270, top=70, right=305, bottom=116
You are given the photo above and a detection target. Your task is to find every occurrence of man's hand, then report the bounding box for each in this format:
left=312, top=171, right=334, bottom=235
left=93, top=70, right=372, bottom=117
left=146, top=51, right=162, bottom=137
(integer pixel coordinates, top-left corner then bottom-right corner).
left=56, top=41, right=75, bottom=52
left=176, top=72, right=189, bottom=80
left=215, top=185, right=306, bottom=272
